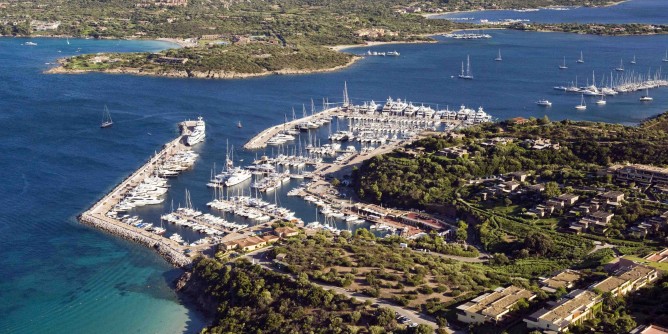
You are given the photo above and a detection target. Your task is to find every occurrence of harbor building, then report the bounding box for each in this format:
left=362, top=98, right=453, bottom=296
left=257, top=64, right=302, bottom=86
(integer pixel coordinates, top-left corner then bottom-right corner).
left=456, top=286, right=536, bottom=324
left=524, top=290, right=601, bottom=332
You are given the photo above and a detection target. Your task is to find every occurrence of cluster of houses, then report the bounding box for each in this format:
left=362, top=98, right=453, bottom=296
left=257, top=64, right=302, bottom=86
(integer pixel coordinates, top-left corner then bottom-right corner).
left=565, top=191, right=624, bottom=234
left=136, top=0, right=188, bottom=8
left=457, top=261, right=659, bottom=332
left=477, top=137, right=560, bottom=151
left=219, top=227, right=299, bottom=252
left=30, top=20, right=60, bottom=31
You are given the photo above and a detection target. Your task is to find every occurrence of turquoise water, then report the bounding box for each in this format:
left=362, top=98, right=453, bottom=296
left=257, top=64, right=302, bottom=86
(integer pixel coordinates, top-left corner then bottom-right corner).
left=1, top=12, right=668, bottom=333
left=432, top=0, right=668, bottom=24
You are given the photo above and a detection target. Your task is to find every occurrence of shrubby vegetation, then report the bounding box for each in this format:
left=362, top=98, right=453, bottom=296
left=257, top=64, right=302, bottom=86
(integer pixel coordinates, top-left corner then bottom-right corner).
left=61, top=43, right=355, bottom=75
left=189, top=257, right=430, bottom=333
left=270, top=231, right=512, bottom=309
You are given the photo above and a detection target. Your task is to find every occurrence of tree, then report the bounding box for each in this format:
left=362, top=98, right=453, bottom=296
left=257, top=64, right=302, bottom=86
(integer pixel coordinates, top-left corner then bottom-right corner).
left=413, top=324, right=434, bottom=334
left=523, top=232, right=554, bottom=256
left=490, top=253, right=510, bottom=265
left=375, top=307, right=397, bottom=327
left=456, top=221, right=468, bottom=242
left=544, top=181, right=561, bottom=198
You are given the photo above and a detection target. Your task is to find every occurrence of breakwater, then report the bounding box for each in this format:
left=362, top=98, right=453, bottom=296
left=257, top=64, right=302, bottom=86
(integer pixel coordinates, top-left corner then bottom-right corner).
left=78, top=121, right=199, bottom=268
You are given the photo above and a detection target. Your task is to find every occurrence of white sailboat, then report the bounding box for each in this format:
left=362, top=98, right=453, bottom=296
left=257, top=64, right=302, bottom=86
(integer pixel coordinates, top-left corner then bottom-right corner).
left=559, top=57, right=568, bottom=69
left=100, top=105, right=113, bottom=128
left=630, top=54, right=636, bottom=64
left=495, top=49, right=502, bottom=61
left=577, top=51, right=584, bottom=63
left=575, top=94, right=587, bottom=110
left=66, top=37, right=70, bottom=45
left=639, top=89, right=653, bottom=102
left=458, top=55, right=473, bottom=79
left=615, top=58, right=624, bottom=71
left=663, top=50, right=668, bottom=62
left=596, top=94, right=606, bottom=105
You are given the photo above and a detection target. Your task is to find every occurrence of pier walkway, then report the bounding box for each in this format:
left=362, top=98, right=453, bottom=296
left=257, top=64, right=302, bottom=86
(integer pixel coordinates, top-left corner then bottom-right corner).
left=243, top=107, right=343, bottom=150
left=79, top=121, right=199, bottom=267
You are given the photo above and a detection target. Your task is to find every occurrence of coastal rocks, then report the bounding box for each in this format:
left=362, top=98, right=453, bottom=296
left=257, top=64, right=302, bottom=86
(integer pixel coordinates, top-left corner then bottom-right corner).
left=175, top=267, right=219, bottom=318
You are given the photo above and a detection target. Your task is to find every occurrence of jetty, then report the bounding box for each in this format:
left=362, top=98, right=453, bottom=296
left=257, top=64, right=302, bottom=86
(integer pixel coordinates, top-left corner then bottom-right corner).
left=78, top=120, right=200, bottom=268
left=243, top=106, right=343, bottom=150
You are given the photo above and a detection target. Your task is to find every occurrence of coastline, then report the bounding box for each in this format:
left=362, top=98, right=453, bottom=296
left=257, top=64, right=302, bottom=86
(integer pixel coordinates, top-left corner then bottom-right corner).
left=328, top=39, right=436, bottom=52
left=45, top=55, right=363, bottom=79
left=422, top=0, right=629, bottom=19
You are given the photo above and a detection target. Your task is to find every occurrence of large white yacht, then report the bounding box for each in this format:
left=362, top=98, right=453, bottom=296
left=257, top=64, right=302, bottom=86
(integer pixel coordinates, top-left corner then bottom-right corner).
left=186, top=117, right=205, bottom=146
left=224, top=167, right=252, bottom=186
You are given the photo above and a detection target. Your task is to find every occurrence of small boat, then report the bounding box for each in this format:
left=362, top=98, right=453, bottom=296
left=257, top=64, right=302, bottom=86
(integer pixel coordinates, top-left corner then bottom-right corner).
left=536, top=99, right=552, bottom=107
left=386, top=51, right=400, bottom=56
left=100, top=105, right=113, bottom=128
left=663, top=50, right=668, bottom=62
left=630, top=54, right=636, bottom=64
left=559, top=57, right=568, bottom=69
left=596, top=95, right=606, bottom=105
left=615, top=58, right=624, bottom=71
left=237, top=121, right=242, bottom=128
left=458, top=55, right=474, bottom=80
left=66, top=37, right=70, bottom=45
left=639, top=89, right=653, bottom=102
left=495, top=49, right=502, bottom=61
left=575, top=94, right=587, bottom=110
left=25, top=41, right=37, bottom=46
left=577, top=51, right=584, bottom=64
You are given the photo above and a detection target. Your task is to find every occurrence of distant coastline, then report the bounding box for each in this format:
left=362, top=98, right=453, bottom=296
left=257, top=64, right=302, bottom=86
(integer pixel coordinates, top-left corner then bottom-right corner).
left=422, top=0, right=629, bottom=19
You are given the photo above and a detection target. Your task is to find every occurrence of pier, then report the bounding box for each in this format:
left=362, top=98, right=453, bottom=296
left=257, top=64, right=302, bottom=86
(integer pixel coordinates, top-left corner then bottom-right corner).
left=78, top=120, right=200, bottom=267
left=243, top=106, right=343, bottom=150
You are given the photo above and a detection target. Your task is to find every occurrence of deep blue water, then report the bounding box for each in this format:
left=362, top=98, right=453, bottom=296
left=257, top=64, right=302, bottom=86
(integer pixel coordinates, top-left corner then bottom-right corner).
left=432, top=0, right=668, bottom=24
left=1, top=16, right=668, bottom=334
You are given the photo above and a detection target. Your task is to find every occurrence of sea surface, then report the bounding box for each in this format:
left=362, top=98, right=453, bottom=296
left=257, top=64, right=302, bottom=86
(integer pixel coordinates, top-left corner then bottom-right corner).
left=432, top=0, right=668, bottom=24
left=1, top=6, right=668, bottom=333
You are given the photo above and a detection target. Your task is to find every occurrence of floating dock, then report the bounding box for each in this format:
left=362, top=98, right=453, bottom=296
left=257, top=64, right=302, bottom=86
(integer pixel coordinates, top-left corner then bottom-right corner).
left=78, top=121, right=200, bottom=267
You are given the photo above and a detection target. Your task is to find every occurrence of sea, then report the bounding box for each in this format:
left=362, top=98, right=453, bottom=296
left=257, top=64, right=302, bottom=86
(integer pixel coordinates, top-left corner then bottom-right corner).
left=1, top=1, right=667, bottom=332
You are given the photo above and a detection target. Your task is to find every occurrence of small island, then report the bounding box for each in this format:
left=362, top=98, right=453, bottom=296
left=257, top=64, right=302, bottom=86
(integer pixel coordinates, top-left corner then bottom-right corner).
left=47, top=43, right=361, bottom=79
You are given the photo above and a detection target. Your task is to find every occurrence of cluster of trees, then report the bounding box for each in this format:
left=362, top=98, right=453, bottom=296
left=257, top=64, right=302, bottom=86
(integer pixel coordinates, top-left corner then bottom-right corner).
left=189, top=258, right=431, bottom=333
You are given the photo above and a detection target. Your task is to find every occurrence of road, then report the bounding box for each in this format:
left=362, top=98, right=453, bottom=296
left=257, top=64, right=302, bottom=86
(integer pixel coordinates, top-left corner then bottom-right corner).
left=242, top=249, right=463, bottom=333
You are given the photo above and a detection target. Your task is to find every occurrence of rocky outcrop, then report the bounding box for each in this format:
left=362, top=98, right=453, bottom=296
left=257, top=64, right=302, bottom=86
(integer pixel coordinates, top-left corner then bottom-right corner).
left=175, top=266, right=219, bottom=318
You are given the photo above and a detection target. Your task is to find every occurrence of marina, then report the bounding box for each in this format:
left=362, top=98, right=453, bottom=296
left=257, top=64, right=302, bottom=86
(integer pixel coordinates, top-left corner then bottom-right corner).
left=77, top=85, right=493, bottom=267
left=78, top=120, right=204, bottom=267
